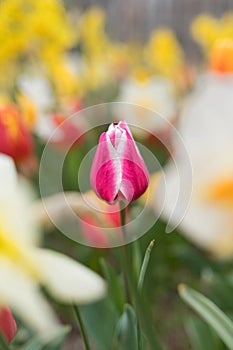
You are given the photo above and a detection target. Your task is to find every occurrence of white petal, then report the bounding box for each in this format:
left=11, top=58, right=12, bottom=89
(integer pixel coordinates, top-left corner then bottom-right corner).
left=18, top=75, right=55, bottom=112
left=115, top=77, right=176, bottom=136
left=0, top=178, right=39, bottom=246
left=0, top=260, right=59, bottom=336
left=35, top=249, right=106, bottom=304
left=0, top=154, right=17, bottom=196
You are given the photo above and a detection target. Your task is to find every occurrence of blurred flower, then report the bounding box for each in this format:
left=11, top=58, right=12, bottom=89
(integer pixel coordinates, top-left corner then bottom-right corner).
left=210, top=38, right=233, bottom=73
left=0, top=0, right=77, bottom=96
left=91, top=121, right=149, bottom=204
left=44, top=108, right=85, bottom=150
left=33, top=190, right=122, bottom=248
left=191, top=15, right=219, bottom=54
left=191, top=12, right=233, bottom=56
left=18, top=74, right=86, bottom=148
left=0, top=154, right=106, bottom=336
left=116, top=77, right=177, bottom=139
left=0, top=0, right=76, bottom=63
left=18, top=75, right=55, bottom=119
left=46, top=57, right=81, bottom=99
left=77, top=7, right=142, bottom=93
left=0, top=307, right=17, bottom=344
left=144, top=29, right=184, bottom=78
left=154, top=65, right=233, bottom=258
left=79, top=191, right=121, bottom=247
left=17, top=93, right=37, bottom=131
left=0, top=104, right=34, bottom=163
left=78, top=7, right=108, bottom=59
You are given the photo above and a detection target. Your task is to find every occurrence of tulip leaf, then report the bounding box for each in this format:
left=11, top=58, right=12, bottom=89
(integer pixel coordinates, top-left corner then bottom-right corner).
left=179, top=284, right=233, bottom=349
left=100, top=258, right=125, bottom=314
left=112, top=304, right=139, bottom=350
left=20, top=326, right=70, bottom=350
left=185, top=317, right=226, bottom=350
left=138, top=239, right=155, bottom=292
left=81, top=299, right=119, bottom=350
left=0, top=333, right=11, bottom=350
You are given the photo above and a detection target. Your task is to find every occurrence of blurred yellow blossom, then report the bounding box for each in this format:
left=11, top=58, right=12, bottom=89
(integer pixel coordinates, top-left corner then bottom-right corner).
left=191, top=15, right=219, bottom=53
left=191, top=12, right=233, bottom=56
left=46, top=58, right=80, bottom=99
left=0, top=0, right=76, bottom=62
left=17, top=93, right=37, bottom=130
left=78, top=7, right=109, bottom=59
left=144, top=29, right=184, bottom=78
left=0, top=0, right=77, bottom=96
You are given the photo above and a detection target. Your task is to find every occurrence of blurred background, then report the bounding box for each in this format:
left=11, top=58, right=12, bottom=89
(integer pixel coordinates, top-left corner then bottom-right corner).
left=1, top=0, right=233, bottom=349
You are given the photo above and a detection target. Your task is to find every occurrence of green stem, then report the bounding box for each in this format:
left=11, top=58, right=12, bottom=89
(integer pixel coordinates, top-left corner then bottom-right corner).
left=119, top=202, right=132, bottom=304
left=119, top=203, right=163, bottom=350
left=73, top=305, right=91, bottom=350
left=120, top=203, right=142, bottom=350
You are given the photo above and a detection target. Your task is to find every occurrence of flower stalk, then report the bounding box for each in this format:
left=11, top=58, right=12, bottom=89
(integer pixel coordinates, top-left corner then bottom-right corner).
left=73, top=305, right=91, bottom=350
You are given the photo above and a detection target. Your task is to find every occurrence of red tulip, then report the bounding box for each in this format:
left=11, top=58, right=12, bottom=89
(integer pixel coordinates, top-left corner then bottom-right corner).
left=0, top=106, right=34, bottom=163
left=0, top=307, right=17, bottom=344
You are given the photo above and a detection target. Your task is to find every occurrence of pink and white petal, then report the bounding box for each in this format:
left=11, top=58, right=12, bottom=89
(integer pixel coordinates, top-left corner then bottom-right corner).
left=35, top=249, right=106, bottom=304
left=120, top=159, right=149, bottom=202
left=118, top=123, right=149, bottom=202
left=118, top=121, right=134, bottom=141
left=91, top=133, right=119, bottom=203
left=0, top=260, right=59, bottom=336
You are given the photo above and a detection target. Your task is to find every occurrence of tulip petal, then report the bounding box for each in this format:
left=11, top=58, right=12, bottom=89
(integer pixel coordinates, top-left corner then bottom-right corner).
left=0, top=307, right=17, bottom=344
left=0, top=154, right=39, bottom=245
left=0, top=260, right=59, bottom=335
left=35, top=249, right=106, bottom=304
left=91, top=132, right=121, bottom=203
left=91, top=122, right=149, bottom=204
left=118, top=121, right=149, bottom=202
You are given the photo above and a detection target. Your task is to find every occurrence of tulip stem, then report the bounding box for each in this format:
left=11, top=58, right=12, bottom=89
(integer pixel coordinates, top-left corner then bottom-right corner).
left=119, top=203, right=132, bottom=303
left=119, top=204, right=164, bottom=349
left=120, top=205, right=126, bottom=231
left=73, top=305, right=91, bottom=350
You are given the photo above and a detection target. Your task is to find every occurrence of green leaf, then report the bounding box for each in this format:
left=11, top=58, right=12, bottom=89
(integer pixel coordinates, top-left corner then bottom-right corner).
left=113, top=304, right=138, bottom=350
left=0, top=333, right=11, bottom=350
left=179, top=284, right=233, bottom=349
left=100, top=258, right=125, bottom=314
left=81, top=299, right=119, bottom=350
left=19, top=326, right=70, bottom=350
left=138, top=240, right=155, bottom=292
left=185, top=317, right=226, bottom=350
left=42, top=326, right=70, bottom=350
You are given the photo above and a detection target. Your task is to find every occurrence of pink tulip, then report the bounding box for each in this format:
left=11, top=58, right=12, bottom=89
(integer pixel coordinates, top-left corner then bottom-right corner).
left=0, top=307, right=17, bottom=344
left=91, top=121, right=149, bottom=204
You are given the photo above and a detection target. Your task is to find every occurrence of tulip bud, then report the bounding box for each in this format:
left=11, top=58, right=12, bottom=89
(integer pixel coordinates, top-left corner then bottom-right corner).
left=0, top=307, right=17, bottom=344
left=90, top=121, right=149, bottom=204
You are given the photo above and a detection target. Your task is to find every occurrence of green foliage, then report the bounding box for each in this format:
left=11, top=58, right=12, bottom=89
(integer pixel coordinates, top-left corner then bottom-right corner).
left=0, top=333, right=11, bottom=350
left=20, top=327, right=70, bottom=350
left=112, top=304, right=140, bottom=350
left=100, top=258, right=125, bottom=314
left=179, top=285, right=233, bottom=349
